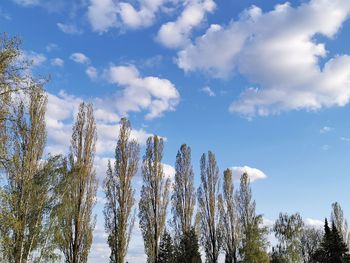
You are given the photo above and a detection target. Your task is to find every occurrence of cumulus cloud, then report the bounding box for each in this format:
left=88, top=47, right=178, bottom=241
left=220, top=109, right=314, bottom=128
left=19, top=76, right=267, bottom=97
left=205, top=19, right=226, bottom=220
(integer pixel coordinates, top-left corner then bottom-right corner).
left=86, top=66, right=98, bottom=79
left=70, top=52, right=90, bottom=64
left=87, top=0, right=170, bottom=32
left=305, top=218, right=324, bottom=228
left=157, top=0, right=215, bottom=48
left=231, top=165, right=267, bottom=182
left=20, top=50, right=46, bottom=67
left=51, top=57, right=64, bottom=67
left=106, top=64, right=180, bottom=119
left=57, top=22, right=82, bottom=35
left=177, top=0, right=350, bottom=117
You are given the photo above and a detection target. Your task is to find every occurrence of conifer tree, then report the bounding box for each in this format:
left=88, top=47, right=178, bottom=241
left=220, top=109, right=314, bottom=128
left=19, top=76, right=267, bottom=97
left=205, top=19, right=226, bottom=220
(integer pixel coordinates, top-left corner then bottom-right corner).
left=158, top=229, right=175, bottom=263
left=175, top=227, right=202, bottom=263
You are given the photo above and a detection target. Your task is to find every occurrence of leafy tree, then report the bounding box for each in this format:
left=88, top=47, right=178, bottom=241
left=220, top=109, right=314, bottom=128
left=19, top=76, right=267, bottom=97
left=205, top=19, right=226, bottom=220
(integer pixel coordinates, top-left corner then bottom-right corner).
left=300, top=226, right=322, bottom=263
left=55, top=102, right=97, bottom=263
left=175, top=227, right=202, bottom=263
left=273, top=212, right=304, bottom=262
left=313, top=219, right=350, bottom=262
left=218, top=168, right=240, bottom=263
left=139, top=135, right=170, bottom=263
left=197, top=151, right=221, bottom=263
left=172, top=144, right=196, bottom=240
left=236, top=173, right=269, bottom=263
left=331, top=202, right=350, bottom=250
left=0, top=85, right=61, bottom=262
left=158, top=229, right=175, bottom=263
left=104, top=118, right=140, bottom=263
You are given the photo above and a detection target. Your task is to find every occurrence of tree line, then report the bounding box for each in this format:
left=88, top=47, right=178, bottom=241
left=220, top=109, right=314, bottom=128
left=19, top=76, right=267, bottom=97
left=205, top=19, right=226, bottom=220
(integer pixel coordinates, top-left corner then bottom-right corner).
left=1, top=34, right=350, bottom=263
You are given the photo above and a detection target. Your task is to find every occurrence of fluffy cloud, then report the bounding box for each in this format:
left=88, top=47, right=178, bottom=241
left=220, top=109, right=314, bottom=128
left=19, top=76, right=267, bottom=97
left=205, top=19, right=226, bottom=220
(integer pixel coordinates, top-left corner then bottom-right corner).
left=106, top=64, right=180, bottom=119
left=20, top=50, right=46, bottom=67
left=87, top=0, right=170, bottom=32
left=157, top=0, right=215, bottom=48
left=320, top=126, right=334, bottom=134
left=51, top=57, right=64, bottom=67
left=177, top=0, right=350, bottom=117
left=305, top=218, right=324, bottom=228
left=86, top=66, right=98, bottom=79
left=231, top=165, right=267, bottom=182
left=70, top=52, right=90, bottom=64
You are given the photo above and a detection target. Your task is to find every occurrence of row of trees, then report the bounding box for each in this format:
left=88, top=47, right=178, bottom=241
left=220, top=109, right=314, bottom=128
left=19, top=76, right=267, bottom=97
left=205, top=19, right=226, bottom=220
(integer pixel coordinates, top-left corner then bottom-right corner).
left=1, top=34, right=350, bottom=263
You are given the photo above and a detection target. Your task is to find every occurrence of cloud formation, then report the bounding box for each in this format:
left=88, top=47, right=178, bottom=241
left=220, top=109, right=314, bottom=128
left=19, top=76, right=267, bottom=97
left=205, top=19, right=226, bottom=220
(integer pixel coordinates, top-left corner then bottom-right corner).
left=231, top=165, right=267, bottom=182
left=106, top=64, right=180, bottom=119
left=177, top=0, right=350, bottom=117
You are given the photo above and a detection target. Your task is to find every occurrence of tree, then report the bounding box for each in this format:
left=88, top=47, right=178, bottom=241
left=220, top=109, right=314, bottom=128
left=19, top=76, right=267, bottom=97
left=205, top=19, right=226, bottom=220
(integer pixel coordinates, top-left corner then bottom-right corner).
left=273, top=213, right=304, bottom=263
left=218, top=168, right=240, bottom=263
left=55, top=102, right=97, bottom=263
left=104, top=118, right=140, bottom=263
left=0, top=85, right=61, bottom=262
left=313, top=219, right=350, bottom=262
left=236, top=173, right=269, bottom=263
left=158, top=229, right=175, bottom=263
left=197, top=151, right=221, bottom=263
left=139, top=135, right=170, bottom=263
left=331, top=202, right=350, bottom=250
left=300, top=226, right=322, bottom=263
left=175, top=227, right=202, bottom=263
left=172, top=144, right=196, bottom=240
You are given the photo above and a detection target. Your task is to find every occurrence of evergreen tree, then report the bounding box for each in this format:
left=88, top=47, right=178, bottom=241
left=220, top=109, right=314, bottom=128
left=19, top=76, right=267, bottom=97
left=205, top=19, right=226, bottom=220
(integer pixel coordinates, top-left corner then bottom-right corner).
left=158, top=229, right=175, bottom=263
left=313, top=219, right=350, bottom=262
left=175, top=227, right=202, bottom=263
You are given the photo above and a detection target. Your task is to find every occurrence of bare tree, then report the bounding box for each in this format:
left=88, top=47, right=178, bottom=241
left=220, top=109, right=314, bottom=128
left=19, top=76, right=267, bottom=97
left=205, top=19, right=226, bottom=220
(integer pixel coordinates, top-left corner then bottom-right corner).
left=104, top=118, right=140, bottom=263
left=218, top=168, right=240, bottom=263
left=139, top=135, right=170, bottom=263
left=172, top=144, right=196, bottom=240
left=0, top=85, right=61, bottom=262
left=197, top=151, right=221, bottom=263
left=55, top=102, right=97, bottom=263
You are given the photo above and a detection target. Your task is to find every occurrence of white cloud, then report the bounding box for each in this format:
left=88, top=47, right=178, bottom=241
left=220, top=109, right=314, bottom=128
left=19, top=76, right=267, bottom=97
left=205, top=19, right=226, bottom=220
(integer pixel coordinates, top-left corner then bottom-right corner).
left=20, top=50, right=46, bottom=67
left=70, top=52, right=90, bottom=65
left=231, top=165, right=267, bottom=182
left=106, top=64, right=180, bottom=119
left=86, top=66, right=98, bottom=79
left=46, top=43, right=58, bottom=52
left=87, top=0, right=173, bottom=32
left=13, top=0, right=40, bottom=6
left=320, top=126, right=334, bottom=134
left=321, top=144, right=330, bottom=151
left=177, top=0, right=350, bottom=117
left=57, top=22, right=82, bottom=35
left=201, top=86, right=215, bottom=96
left=305, top=218, right=324, bottom=228
left=87, top=0, right=118, bottom=33
left=51, top=58, right=64, bottom=67
left=157, top=0, right=215, bottom=48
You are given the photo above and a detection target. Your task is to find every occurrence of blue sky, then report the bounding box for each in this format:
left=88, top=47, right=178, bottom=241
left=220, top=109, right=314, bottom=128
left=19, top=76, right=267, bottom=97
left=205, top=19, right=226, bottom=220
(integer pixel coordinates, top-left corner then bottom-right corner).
left=2, top=0, right=350, bottom=261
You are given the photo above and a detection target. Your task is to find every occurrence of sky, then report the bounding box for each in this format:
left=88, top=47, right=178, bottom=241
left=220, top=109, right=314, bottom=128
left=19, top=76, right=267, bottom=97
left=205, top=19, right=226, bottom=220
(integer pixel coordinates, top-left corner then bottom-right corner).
left=2, top=0, right=350, bottom=261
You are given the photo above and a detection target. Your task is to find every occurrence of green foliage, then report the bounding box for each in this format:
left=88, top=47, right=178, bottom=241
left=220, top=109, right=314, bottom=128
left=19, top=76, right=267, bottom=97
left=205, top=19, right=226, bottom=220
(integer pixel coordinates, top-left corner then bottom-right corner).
left=158, top=229, right=175, bottom=263
left=313, top=219, right=350, bottom=262
left=175, top=227, right=202, bottom=263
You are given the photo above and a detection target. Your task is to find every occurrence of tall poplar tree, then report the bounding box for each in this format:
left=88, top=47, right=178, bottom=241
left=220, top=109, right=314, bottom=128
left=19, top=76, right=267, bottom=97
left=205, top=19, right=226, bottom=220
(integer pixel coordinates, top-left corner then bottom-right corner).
left=0, top=85, right=61, bottom=262
left=55, top=102, right=97, bottom=263
left=172, top=144, right=196, bottom=239
left=236, top=173, right=269, bottom=263
left=139, top=135, right=170, bottom=263
left=197, top=151, right=221, bottom=263
left=331, top=202, right=350, bottom=250
left=104, top=118, right=140, bottom=263
left=218, top=168, right=240, bottom=263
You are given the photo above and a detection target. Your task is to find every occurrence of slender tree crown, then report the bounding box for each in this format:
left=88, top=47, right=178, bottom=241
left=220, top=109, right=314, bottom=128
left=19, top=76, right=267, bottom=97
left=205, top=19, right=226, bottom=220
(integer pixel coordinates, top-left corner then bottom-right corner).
left=197, top=151, right=221, bottom=263
left=172, top=144, right=196, bottom=239
left=139, top=135, right=170, bottom=263
left=104, top=117, right=140, bottom=263
left=55, top=102, right=98, bottom=263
